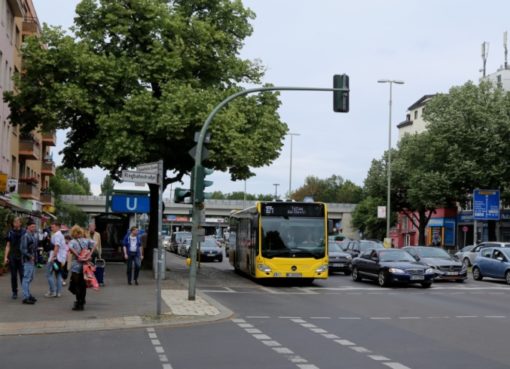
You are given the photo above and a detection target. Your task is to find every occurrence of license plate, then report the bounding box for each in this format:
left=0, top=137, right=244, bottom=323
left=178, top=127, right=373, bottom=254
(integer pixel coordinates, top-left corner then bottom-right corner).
left=208, top=253, right=214, bottom=256
left=445, top=272, right=458, bottom=276
left=332, top=263, right=345, bottom=267
left=286, top=273, right=302, bottom=278
left=410, top=275, right=424, bottom=281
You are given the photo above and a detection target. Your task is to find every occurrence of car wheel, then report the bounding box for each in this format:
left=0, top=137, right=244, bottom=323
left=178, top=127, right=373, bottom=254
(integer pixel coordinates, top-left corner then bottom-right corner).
left=352, top=267, right=362, bottom=282
left=505, top=271, right=510, bottom=285
left=421, top=281, right=432, bottom=288
left=462, top=258, right=471, bottom=268
left=378, top=271, right=387, bottom=287
left=472, top=267, right=483, bottom=281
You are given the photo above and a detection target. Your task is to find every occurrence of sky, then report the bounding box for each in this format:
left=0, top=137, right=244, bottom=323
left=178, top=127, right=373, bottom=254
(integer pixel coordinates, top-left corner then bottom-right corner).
left=31, top=0, right=510, bottom=199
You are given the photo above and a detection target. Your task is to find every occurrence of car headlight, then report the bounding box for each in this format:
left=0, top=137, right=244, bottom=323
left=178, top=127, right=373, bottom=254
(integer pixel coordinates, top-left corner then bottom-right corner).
left=346, top=255, right=352, bottom=260
left=257, top=264, right=272, bottom=273
left=316, top=265, right=328, bottom=273
left=425, top=268, right=435, bottom=274
left=389, top=268, right=405, bottom=274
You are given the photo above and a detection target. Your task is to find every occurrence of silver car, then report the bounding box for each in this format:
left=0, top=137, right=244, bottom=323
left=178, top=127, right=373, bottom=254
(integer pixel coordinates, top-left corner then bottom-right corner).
left=460, top=242, right=510, bottom=267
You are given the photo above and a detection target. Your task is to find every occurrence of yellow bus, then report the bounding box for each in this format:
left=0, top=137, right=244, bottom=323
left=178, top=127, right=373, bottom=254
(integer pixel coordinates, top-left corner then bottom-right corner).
left=228, top=201, right=329, bottom=281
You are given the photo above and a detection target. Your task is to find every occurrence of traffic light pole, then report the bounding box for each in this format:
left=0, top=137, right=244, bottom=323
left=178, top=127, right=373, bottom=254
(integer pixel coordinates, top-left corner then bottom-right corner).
left=188, top=84, right=349, bottom=300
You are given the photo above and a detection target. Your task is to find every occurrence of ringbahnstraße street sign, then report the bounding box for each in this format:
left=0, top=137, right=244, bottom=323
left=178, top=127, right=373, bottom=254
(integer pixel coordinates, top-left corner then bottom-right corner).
left=473, top=189, right=500, bottom=221
left=121, top=170, right=158, bottom=184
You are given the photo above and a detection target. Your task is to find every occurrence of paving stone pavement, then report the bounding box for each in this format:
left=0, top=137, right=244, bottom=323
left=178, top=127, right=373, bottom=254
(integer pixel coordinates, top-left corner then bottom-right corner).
left=0, top=253, right=232, bottom=336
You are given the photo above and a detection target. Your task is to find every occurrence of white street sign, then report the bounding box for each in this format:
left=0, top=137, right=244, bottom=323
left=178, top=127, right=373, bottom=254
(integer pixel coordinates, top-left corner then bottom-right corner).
left=121, top=170, right=159, bottom=184
left=136, top=162, right=160, bottom=174
left=377, top=206, right=386, bottom=219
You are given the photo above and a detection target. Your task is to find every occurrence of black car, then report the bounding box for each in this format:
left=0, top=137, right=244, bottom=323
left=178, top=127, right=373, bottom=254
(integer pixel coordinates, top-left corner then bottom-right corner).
left=198, top=238, right=223, bottom=262
left=351, top=248, right=435, bottom=288
left=403, top=246, right=467, bottom=282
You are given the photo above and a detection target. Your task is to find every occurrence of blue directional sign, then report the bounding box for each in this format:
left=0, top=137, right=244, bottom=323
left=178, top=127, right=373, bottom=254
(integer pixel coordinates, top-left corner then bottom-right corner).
left=111, top=194, right=150, bottom=213
left=473, top=189, right=500, bottom=221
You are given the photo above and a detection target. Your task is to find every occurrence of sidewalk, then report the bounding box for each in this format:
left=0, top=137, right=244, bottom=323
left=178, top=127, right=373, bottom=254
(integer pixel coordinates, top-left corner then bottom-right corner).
left=0, top=253, right=232, bottom=336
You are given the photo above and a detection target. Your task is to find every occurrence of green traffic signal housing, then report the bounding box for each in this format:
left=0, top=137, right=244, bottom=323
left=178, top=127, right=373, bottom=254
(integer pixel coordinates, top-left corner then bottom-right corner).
left=333, top=74, right=349, bottom=113
left=193, top=165, right=214, bottom=203
left=174, top=187, right=191, bottom=203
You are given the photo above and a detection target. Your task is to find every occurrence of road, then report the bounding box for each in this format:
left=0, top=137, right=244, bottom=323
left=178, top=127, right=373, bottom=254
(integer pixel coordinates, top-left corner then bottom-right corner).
left=1, top=251, right=509, bottom=369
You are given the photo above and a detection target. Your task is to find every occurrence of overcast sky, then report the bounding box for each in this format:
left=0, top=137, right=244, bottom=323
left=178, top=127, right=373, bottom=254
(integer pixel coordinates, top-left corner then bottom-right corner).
left=32, top=0, right=510, bottom=199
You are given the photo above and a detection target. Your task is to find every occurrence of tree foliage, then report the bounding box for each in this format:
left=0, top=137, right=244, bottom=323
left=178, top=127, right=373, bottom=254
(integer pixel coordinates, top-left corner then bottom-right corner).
left=100, top=174, right=115, bottom=195
left=291, top=175, right=362, bottom=203
left=210, top=191, right=273, bottom=200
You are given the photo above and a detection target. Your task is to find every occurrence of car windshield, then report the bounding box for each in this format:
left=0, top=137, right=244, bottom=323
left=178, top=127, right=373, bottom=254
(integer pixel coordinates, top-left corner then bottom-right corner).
left=416, top=247, right=450, bottom=259
left=329, top=243, right=343, bottom=253
left=360, top=240, right=384, bottom=252
left=500, top=249, right=510, bottom=259
left=201, top=239, right=218, bottom=249
left=379, top=250, right=416, bottom=262
left=261, top=217, right=325, bottom=259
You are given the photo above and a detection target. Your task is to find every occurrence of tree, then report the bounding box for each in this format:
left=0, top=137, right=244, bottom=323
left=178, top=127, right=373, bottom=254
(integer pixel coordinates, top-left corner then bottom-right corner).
left=351, top=196, right=386, bottom=240
left=291, top=175, right=362, bottom=203
left=6, top=0, right=287, bottom=264
left=423, top=80, right=510, bottom=240
left=100, top=174, right=114, bottom=195
left=50, top=167, right=91, bottom=226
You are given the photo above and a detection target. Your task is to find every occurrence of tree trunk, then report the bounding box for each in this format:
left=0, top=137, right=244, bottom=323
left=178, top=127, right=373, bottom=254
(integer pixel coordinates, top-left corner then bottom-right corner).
left=417, top=209, right=428, bottom=246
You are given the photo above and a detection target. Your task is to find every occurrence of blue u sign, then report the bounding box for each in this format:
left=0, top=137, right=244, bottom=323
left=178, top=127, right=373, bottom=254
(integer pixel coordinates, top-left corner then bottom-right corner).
left=111, top=195, right=150, bottom=213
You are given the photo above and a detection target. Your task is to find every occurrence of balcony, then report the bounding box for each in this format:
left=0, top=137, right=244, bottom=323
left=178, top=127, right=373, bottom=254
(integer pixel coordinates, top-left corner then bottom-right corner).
left=18, top=182, right=39, bottom=200
left=41, top=131, right=56, bottom=146
left=19, top=137, right=41, bottom=161
left=40, top=192, right=54, bottom=207
left=22, top=16, right=40, bottom=35
left=41, top=161, right=56, bottom=177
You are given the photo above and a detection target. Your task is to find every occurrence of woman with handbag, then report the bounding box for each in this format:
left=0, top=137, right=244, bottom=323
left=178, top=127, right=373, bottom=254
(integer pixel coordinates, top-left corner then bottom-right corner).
left=68, top=225, right=96, bottom=311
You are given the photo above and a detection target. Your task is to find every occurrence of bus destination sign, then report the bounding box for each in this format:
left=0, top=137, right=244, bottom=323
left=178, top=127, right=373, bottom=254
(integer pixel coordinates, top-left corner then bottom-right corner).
left=261, top=203, right=324, bottom=217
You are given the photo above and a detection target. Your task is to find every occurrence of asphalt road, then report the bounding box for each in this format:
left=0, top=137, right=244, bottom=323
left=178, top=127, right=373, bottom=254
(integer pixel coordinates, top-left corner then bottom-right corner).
left=2, top=250, right=510, bottom=369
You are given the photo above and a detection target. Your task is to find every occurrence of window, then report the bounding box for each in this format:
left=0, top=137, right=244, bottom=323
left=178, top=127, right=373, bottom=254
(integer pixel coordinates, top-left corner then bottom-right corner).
left=414, top=110, right=418, bottom=119
left=481, top=248, right=492, bottom=258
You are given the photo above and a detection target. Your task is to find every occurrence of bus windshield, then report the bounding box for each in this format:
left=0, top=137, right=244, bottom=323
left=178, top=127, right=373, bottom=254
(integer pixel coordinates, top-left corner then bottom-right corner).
left=261, top=217, right=325, bottom=259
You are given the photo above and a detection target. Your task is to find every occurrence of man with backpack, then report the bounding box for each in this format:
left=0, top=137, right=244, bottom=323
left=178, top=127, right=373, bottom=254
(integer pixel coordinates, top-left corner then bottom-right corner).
left=4, top=217, right=25, bottom=299
left=20, top=219, right=38, bottom=305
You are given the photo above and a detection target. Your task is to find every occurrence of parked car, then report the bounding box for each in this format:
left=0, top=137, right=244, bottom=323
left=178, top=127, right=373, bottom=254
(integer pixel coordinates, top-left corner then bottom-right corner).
left=403, top=246, right=467, bottom=282
left=162, top=236, right=172, bottom=251
left=328, top=236, right=350, bottom=251
left=198, top=238, right=223, bottom=262
left=345, top=240, right=384, bottom=259
left=328, top=242, right=352, bottom=275
left=460, top=242, right=510, bottom=267
left=170, top=231, right=192, bottom=254
left=351, top=248, right=435, bottom=288
left=472, top=247, right=510, bottom=284
left=454, top=245, right=474, bottom=261
left=178, top=237, right=193, bottom=256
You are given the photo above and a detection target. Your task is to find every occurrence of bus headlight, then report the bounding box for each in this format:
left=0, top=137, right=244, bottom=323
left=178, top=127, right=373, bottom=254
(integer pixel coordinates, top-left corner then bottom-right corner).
left=316, top=264, right=328, bottom=273
left=257, top=264, right=272, bottom=273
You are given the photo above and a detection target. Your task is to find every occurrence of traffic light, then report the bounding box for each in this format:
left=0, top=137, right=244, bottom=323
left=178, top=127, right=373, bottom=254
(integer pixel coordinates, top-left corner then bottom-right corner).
left=193, top=165, right=214, bottom=203
left=333, top=74, right=349, bottom=113
left=174, top=188, right=191, bottom=203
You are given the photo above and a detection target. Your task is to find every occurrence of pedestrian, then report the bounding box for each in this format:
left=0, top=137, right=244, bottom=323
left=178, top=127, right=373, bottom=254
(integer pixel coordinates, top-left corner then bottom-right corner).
left=123, top=226, right=143, bottom=285
left=87, top=222, right=104, bottom=286
left=68, top=225, right=96, bottom=311
left=20, top=219, right=38, bottom=305
left=45, top=221, right=67, bottom=297
left=4, top=217, right=25, bottom=299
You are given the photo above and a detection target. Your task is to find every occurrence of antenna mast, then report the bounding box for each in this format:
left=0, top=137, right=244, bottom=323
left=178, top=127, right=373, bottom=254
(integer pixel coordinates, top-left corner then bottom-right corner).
left=481, top=41, right=489, bottom=77
left=504, top=32, right=508, bottom=69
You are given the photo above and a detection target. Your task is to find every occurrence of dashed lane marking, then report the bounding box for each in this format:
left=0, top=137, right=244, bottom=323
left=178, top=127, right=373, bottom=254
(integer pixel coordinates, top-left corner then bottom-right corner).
left=146, top=327, right=174, bottom=369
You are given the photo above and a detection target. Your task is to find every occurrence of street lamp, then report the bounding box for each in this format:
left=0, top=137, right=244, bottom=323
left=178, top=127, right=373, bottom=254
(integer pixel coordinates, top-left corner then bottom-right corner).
left=288, top=132, right=300, bottom=198
left=378, top=79, right=404, bottom=240
left=273, top=183, right=280, bottom=200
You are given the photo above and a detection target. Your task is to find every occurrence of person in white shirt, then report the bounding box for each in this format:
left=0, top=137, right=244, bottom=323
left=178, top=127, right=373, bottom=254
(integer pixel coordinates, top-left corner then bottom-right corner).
left=45, top=221, right=68, bottom=297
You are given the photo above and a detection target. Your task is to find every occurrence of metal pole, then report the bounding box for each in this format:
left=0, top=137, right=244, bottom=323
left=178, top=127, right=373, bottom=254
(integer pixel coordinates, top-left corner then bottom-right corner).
left=288, top=133, right=300, bottom=198
left=156, top=159, right=163, bottom=315
left=188, top=85, right=349, bottom=301
left=274, top=183, right=279, bottom=200
left=387, top=83, right=392, bottom=239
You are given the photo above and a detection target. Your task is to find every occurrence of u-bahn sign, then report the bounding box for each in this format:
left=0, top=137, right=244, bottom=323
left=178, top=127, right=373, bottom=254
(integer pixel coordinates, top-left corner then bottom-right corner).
left=111, top=194, right=150, bottom=213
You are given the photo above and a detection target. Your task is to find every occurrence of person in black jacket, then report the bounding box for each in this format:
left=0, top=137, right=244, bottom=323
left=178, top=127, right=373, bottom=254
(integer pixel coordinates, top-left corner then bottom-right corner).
left=20, top=219, right=38, bottom=304
left=4, top=217, right=25, bottom=299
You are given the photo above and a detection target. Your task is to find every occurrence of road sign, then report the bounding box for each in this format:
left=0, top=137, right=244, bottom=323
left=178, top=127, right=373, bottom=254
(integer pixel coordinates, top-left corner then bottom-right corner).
left=136, top=162, right=160, bottom=174
left=121, top=170, right=158, bottom=184
left=462, top=226, right=469, bottom=233
left=377, top=206, right=386, bottom=219
left=111, top=194, right=150, bottom=213
left=473, top=189, right=500, bottom=221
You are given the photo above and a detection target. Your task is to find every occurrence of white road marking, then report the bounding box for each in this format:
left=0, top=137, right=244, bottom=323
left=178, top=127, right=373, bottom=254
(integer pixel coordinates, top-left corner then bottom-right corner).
left=238, top=323, right=253, bottom=328
left=310, top=328, right=328, bottom=334
left=258, top=286, right=280, bottom=294
left=148, top=333, right=157, bottom=339
left=159, top=355, right=168, bottom=362
left=398, top=317, right=421, bottom=320
left=338, top=316, right=361, bottom=320
left=370, top=317, right=392, bottom=320
left=350, top=346, right=371, bottom=353
left=274, top=347, right=294, bottom=354
left=146, top=327, right=174, bottom=369
left=369, top=355, right=390, bottom=361
left=384, top=363, right=412, bottom=369
left=151, top=339, right=161, bottom=345
left=155, top=346, right=164, bottom=354
left=162, top=365, right=173, bottom=369
left=262, top=340, right=281, bottom=347
left=335, top=339, right=355, bottom=346
left=322, top=333, right=339, bottom=339
left=310, top=317, right=331, bottom=319
left=245, top=315, right=270, bottom=319
left=484, top=315, right=506, bottom=318
left=253, top=334, right=271, bottom=340
left=245, top=328, right=262, bottom=334
left=456, top=315, right=478, bottom=318
left=300, top=323, right=317, bottom=328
